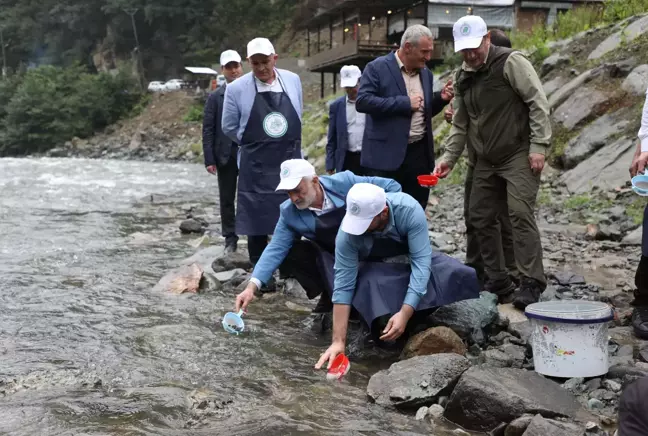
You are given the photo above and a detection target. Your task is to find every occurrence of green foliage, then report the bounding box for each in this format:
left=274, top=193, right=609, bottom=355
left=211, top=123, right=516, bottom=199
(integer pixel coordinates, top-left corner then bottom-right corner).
left=627, top=197, right=646, bottom=225
left=564, top=193, right=612, bottom=210
left=0, top=64, right=141, bottom=155
left=603, top=0, right=648, bottom=22
left=446, top=156, right=468, bottom=186
left=183, top=104, right=203, bottom=122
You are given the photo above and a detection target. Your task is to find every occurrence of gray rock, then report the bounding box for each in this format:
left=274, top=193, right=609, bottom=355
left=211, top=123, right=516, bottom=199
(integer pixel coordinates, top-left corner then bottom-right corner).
left=589, top=15, right=648, bottom=60
left=444, top=366, right=592, bottom=432
left=562, top=112, right=631, bottom=168
left=585, top=378, right=602, bottom=391
left=607, top=364, right=648, bottom=381
left=551, top=272, right=586, bottom=286
left=283, top=277, right=308, bottom=299
left=483, top=349, right=513, bottom=368
left=508, top=321, right=532, bottom=343
left=561, top=137, right=635, bottom=194
left=430, top=292, right=498, bottom=342
left=543, top=76, right=569, bottom=98
left=367, top=353, right=470, bottom=409
left=562, top=377, right=585, bottom=393
left=521, top=414, right=584, bottom=436
left=553, top=87, right=608, bottom=130
left=415, top=406, right=428, bottom=420
left=588, top=398, right=605, bottom=410
left=617, top=344, right=634, bottom=357
left=590, top=388, right=611, bottom=400
left=607, top=205, right=627, bottom=222
left=199, top=272, right=223, bottom=292
left=180, top=218, right=205, bottom=234
left=610, top=355, right=634, bottom=366
left=548, top=69, right=596, bottom=109
left=427, top=404, right=445, bottom=419
left=213, top=268, right=247, bottom=283
left=540, top=286, right=558, bottom=302
left=640, top=345, right=648, bottom=363
left=505, top=414, right=535, bottom=436
left=622, top=227, right=643, bottom=246
left=211, top=252, right=252, bottom=273
left=541, top=54, right=570, bottom=76
left=606, top=58, right=638, bottom=78
left=622, top=64, right=648, bottom=96
left=595, top=224, right=623, bottom=242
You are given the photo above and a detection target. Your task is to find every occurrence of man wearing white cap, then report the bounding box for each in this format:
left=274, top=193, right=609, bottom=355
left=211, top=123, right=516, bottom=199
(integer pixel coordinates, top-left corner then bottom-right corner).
left=326, top=65, right=366, bottom=176
left=315, top=185, right=480, bottom=369
left=434, top=15, right=551, bottom=310
left=234, top=159, right=402, bottom=315
left=221, top=38, right=304, bottom=268
left=202, top=49, right=244, bottom=253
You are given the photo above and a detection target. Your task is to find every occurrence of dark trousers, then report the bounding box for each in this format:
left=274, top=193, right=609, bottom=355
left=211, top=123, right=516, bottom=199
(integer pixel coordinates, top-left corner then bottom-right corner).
left=635, top=256, right=648, bottom=304
left=217, top=153, right=238, bottom=245
left=279, top=240, right=331, bottom=302
left=365, top=139, right=429, bottom=209
left=343, top=151, right=365, bottom=176
left=248, top=235, right=269, bottom=266
left=464, top=164, right=517, bottom=282
left=470, top=152, right=545, bottom=285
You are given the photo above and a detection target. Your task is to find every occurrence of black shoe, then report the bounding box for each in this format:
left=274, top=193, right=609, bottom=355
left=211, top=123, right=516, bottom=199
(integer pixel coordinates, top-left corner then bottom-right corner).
left=224, top=237, right=238, bottom=253
left=513, top=278, right=545, bottom=310
left=632, top=306, right=648, bottom=339
left=260, top=276, right=276, bottom=293
left=484, top=277, right=516, bottom=296
left=312, top=291, right=333, bottom=313
left=509, top=274, right=521, bottom=288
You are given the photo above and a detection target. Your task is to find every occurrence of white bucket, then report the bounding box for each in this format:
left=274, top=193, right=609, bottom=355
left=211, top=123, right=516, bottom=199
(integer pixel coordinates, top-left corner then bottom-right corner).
left=525, top=301, right=614, bottom=378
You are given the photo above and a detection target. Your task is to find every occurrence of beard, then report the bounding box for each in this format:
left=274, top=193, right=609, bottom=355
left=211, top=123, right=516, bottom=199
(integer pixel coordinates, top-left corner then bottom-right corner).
left=293, top=189, right=317, bottom=210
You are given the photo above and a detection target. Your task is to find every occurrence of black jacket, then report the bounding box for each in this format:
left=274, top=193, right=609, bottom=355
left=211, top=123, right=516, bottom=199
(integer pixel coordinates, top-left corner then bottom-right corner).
left=202, top=85, right=236, bottom=167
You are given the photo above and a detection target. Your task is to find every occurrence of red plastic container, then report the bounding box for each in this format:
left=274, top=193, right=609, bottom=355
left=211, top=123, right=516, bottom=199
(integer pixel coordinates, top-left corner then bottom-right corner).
left=417, top=174, right=439, bottom=187
left=326, top=354, right=350, bottom=381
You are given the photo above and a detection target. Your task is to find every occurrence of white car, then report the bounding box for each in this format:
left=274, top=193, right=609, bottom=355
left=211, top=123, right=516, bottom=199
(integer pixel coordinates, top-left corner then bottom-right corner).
left=216, top=75, right=226, bottom=87
left=147, top=81, right=165, bottom=92
left=163, top=79, right=186, bottom=91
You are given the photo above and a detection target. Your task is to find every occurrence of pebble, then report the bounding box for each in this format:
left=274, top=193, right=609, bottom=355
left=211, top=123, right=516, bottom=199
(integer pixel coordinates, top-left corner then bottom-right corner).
left=427, top=404, right=445, bottom=420
left=415, top=406, right=428, bottom=420
left=562, top=377, right=585, bottom=392
left=585, top=378, right=602, bottom=391
left=588, top=398, right=605, bottom=410
left=602, top=379, right=622, bottom=392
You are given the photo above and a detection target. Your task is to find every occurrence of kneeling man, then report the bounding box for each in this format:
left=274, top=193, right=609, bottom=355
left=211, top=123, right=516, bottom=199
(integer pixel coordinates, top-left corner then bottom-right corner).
left=316, top=183, right=480, bottom=368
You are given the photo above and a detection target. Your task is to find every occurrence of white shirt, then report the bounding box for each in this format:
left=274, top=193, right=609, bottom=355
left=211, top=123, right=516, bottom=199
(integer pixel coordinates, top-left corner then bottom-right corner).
left=640, top=89, right=648, bottom=152
left=254, top=74, right=284, bottom=93
left=249, top=186, right=335, bottom=289
left=346, top=97, right=365, bottom=153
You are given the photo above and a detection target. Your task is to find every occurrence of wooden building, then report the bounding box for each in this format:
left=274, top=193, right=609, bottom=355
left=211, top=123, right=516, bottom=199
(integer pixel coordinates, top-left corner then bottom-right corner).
left=299, top=0, right=602, bottom=97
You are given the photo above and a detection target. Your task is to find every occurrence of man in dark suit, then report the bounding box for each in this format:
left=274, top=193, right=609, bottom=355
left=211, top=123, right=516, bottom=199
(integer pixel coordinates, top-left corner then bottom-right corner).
left=356, top=24, right=453, bottom=209
left=326, top=65, right=365, bottom=176
left=202, top=50, right=244, bottom=253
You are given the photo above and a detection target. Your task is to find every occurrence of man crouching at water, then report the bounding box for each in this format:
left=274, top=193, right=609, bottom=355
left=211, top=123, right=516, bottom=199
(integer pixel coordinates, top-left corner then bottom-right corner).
left=316, top=184, right=480, bottom=369
left=234, top=159, right=401, bottom=314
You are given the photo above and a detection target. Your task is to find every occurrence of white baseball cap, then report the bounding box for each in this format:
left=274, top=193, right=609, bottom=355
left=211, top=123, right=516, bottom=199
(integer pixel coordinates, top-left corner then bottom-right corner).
left=247, top=37, right=275, bottom=58
left=340, top=65, right=362, bottom=88
left=453, top=15, right=488, bottom=52
left=275, top=159, right=316, bottom=191
left=220, top=50, right=242, bottom=67
left=341, top=183, right=387, bottom=235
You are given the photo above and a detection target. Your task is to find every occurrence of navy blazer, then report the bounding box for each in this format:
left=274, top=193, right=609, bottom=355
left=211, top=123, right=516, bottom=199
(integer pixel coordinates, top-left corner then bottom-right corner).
left=202, top=85, right=236, bottom=167
left=356, top=51, right=447, bottom=172
left=325, top=96, right=349, bottom=173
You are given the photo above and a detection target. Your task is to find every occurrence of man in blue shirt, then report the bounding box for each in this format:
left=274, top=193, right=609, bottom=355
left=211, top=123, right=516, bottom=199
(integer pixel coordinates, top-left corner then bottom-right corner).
left=234, top=159, right=401, bottom=314
left=315, top=183, right=480, bottom=369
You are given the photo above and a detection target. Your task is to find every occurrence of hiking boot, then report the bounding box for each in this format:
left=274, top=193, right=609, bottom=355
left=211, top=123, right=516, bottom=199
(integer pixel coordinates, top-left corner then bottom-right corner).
left=513, top=278, right=545, bottom=310
left=484, top=277, right=517, bottom=297
left=509, top=274, right=521, bottom=288
left=312, top=290, right=333, bottom=313
left=632, top=306, right=648, bottom=340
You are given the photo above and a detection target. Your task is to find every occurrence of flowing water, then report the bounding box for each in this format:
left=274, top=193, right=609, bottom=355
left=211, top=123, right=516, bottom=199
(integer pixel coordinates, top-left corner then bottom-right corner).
left=0, top=157, right=469, bottom=436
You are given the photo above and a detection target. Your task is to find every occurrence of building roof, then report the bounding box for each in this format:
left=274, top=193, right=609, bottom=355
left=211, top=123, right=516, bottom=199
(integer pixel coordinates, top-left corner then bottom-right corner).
left=185, top=67, right=219, bottom=75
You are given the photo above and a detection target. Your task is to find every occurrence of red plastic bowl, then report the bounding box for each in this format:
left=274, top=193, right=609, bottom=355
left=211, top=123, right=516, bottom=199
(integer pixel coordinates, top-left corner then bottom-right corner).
left=326, top=354, right=350, bottom=380
left=417, top=175, right=439, bottom=187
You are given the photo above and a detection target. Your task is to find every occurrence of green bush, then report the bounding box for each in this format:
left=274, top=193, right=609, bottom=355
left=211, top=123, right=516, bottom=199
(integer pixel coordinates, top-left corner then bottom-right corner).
left=183, top=104, right=204, bottom=122
left=0, top=64, right=142, bottom=156
left=603, top=0, right=648, bottom=22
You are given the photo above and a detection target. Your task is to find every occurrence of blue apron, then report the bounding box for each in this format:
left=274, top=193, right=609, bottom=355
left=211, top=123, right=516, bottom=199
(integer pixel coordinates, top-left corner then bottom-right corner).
left=642, top=204, right=648, bottom=257
left=312, top=196, right=480, bottom=326
left=235, top=74, right=302, bottom=236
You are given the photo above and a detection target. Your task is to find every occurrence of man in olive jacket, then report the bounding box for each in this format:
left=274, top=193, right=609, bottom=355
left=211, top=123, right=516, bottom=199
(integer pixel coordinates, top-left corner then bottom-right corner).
left=435, top=16, right=552, bottom=309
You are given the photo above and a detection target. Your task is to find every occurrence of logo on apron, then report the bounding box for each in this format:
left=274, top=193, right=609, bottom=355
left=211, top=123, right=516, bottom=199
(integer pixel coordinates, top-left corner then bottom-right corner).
left=263, top=112, right=288, bottom=138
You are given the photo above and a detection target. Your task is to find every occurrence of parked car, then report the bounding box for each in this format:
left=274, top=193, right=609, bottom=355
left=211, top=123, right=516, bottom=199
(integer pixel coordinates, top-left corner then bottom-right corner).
left=147, top=81, right=165, bottom=92
left=163, top=79, right=186, bottom=91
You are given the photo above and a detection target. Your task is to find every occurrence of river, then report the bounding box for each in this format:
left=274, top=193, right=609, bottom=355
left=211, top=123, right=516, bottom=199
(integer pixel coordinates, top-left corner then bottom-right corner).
left=0, top=157, right=471, bottom=435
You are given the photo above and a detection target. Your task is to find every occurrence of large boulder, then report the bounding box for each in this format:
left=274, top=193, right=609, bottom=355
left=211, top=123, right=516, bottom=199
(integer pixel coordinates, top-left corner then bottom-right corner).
left=521, top=414, right=584, bottom=436
left=560, top=137, right=635, bottom=194
left=622, top=64, right=648, bottom=96
left=443, top=366, right=592, bottom=432
left=540, top=54, right=570, bottom=77
left=548, top=69, right=596, bottom=109
left=153, top=263, right=204, bottom=294
left=401, top=326, right=467, bottom=359
left=552, top=87, right=609, bottom=130
left=543, top=76, right=569, bottom=98
left=562, top=111, right=630, bottom=168
left=367, top=353, right=470, bottom=409
left=589, top=15, right=648, bottom=60
left=430, top=292, right=498, bottom=343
